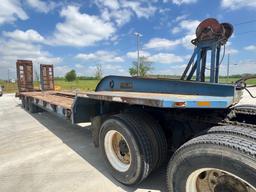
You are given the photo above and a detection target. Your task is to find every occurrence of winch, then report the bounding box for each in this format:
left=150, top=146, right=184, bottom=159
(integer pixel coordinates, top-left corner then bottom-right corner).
left=181, top=18, right=234, bottom=83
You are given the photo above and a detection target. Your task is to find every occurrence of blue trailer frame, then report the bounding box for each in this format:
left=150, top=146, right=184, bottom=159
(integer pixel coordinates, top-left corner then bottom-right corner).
left=71, top=75, right=240, bottom=124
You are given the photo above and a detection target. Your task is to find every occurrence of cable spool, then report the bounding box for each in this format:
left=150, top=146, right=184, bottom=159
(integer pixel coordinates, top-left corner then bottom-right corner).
left=221, top=23, right=234, bottom=40
left=192, top=18, right=233, bottom=45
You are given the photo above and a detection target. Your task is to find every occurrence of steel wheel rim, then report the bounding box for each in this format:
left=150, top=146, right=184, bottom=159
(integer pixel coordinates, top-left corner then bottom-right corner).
left=104, top=130, right=131, bottom=172
left=186, top=168, right=256, bottom=192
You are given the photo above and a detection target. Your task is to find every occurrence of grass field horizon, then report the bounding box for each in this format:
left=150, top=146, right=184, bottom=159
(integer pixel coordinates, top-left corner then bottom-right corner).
left=1, top=76, right=256, bottom=93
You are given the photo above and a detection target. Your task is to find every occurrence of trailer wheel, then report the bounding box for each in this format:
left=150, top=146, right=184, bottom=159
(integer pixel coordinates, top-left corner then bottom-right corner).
left=21, top=98, right=26, bottom=108
left=28, top=101, right=38, bottom=113
left=99, top=113, right=154, bottom=185
left=125, top=111, right=168, bottom=169
left=167, top=133, right=256, bottom=192
left=24, top=98, right=30, bottom=111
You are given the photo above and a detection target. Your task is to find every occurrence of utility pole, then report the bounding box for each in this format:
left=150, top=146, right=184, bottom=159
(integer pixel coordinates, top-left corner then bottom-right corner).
left=227, top=53, right=230, bottom=82
left=226, top=53, right=238, bottom=83
left=134, top=32, right=142, bottom=76
left=7, top=68, right=10, bottom=82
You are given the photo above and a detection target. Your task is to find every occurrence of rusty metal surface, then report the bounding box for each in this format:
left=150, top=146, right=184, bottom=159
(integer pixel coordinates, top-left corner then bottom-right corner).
left=86, top=91, right=169, bottom=107
left=40, top=64, right=54, bottom=91
left=20, top=89, right=234, bottom=110
left=16, top=60, right=34, bottom=92
left=85, top=91, right=234, bottom=108
left=20, top=91, right=74, bottom=109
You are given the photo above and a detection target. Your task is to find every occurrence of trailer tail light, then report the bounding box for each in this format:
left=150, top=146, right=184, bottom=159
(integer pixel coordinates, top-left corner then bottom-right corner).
left=197, top=101, right=211, bottom=107
left=174, top=102, right=186, bottom=107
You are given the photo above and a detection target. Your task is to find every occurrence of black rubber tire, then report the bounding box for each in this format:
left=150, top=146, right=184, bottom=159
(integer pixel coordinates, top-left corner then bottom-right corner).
left=21, top=98, right=26, bottom=108
left=99, top=113, right=154, bottom=185
left=208, top=125, right=256, bottom=141
left=24, top=98, right=30, bottom=111
left=126, top=111, right=168, bottom=169
left=28, top=101, right=38, bottom=113
left=167, top=133, right=256, bottom=192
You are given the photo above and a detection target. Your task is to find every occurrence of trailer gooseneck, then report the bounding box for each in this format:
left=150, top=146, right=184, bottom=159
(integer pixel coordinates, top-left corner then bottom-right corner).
left=17, top=18, right=256, bottom=192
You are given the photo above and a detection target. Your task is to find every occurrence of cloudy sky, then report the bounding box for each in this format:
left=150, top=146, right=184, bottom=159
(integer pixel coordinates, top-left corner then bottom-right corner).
left=0, top=0, right=256, bottom=79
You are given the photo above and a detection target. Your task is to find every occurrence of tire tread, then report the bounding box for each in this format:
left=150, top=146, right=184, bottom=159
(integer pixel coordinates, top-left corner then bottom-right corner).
left=167, top=133, right=256, bottom=191
left=113, top=113, right=154, bottom=183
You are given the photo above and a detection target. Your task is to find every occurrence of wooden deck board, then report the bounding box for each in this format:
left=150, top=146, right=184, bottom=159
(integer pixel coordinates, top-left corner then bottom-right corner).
left=20, top=91, right=74, bottom=109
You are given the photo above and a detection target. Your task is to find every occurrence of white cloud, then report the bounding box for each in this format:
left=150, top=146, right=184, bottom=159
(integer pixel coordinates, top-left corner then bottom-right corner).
left=170, top=19, right=200, bottom=49
left=26, top=0, right=56, bottom=13
left=229, top=60, right=256, bottom=75
left=244, top=45, right=256, bottom=51
left=221, top=0, right=256, bottom=10
left=96, top=0, right=120, bottom=10
left=176, top=19, right=200, bottom=34
left=148, top=53, right=184, bottom=64
left=144, top=38, right=181, bottom=49
left=95, top=0, right=157, bottom=26
left=73, top=63, right=127, bottom=77
left=159, top=8, right=171, bottom=14
left=75, top=50, right=124, bottom=63
left=163, top=0, right=197, bottom=5
left=54, top=65, right=73, bottom=77
left=171, top=27, right=181, bottom=34
left=180, top=34, right=196, bottom=49
left=0, top=39, right=60, bottom=61
left=103, top=63, right=127, bottom=75
left=126, top=51, right=151, bottom=59
left=0, top=0, right=28, bottom=25
left=227, top=48, right=238, bottom=55
left=0, top=34, right=61, bottom=79
left=50, top=6, right=116, bottom=47
left=121, top=1, right=157, bottom=18
left=174, top=14, right=188, bottom=22
left=101, top=7, right=133, bottom=26
left=3, top=29, right=44, bottom=43
left=126, top=50, right=184, bottom=64
left=145, top=19, right=199, bottom=50
left=225, top=42, right=238, bottom=55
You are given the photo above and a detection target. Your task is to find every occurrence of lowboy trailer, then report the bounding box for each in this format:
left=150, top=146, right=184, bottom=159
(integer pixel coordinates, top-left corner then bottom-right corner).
left=18, top=19, right=256, bottom=192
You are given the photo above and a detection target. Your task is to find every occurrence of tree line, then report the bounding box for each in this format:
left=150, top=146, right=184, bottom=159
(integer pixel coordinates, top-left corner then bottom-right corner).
left=62, top=56, right=153, bottom=82
left=61, top=56, right=250, bottom=82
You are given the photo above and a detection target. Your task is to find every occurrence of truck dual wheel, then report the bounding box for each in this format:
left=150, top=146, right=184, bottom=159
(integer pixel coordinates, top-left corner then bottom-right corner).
left=167, top=132, right=256, bottom=192
left=124, top=111, right=168, bottom=169
left=99, top=113, right=167, bottom=185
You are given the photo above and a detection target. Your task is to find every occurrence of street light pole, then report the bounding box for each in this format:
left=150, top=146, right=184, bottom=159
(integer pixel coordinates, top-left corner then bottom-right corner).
left=227, top=53, right=230, bottom=82
left=134, top=32, right=142, bottom=76
left=226, top=53, right=238, bottom=83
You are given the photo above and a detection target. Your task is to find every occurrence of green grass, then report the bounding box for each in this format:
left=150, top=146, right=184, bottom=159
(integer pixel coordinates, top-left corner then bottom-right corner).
left=217, top=77, right=256, bottom=84
left=0, top=80, right=17, bottom=93
left=54, top=79, right=100, bottom=91
left=1, top=77, right=256, bottom=93
left=0, top=79, right=100, bottom=93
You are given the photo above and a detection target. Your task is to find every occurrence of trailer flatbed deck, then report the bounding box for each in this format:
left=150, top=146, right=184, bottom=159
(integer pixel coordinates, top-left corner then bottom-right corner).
left=83, top=91, right=235, bottom=108
left=20, top=91, right=75, bottom=109
left=20, top=88, right=235, bottom=111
